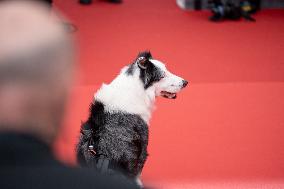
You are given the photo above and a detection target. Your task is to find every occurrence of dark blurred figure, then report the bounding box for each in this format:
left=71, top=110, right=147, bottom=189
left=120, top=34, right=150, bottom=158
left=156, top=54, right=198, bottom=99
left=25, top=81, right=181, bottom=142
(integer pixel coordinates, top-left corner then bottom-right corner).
left=0, top=1, right=138, bottom=189
left=208, top=0, right=257, bottom=21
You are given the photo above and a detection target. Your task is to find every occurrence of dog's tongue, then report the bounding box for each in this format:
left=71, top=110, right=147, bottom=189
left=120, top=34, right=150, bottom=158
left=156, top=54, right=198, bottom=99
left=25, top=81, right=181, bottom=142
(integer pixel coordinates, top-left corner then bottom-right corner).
left=161, top=91, right=177, bottom=99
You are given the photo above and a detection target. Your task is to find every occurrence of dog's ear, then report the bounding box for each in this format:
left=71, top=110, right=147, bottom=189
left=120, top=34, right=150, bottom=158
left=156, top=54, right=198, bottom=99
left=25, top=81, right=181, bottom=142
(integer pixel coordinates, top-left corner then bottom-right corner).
left=136, top=57, right=147, bottom=69
left=136, top=51, right=152, bottom=69
left=137, top=51, right=152, bottom=60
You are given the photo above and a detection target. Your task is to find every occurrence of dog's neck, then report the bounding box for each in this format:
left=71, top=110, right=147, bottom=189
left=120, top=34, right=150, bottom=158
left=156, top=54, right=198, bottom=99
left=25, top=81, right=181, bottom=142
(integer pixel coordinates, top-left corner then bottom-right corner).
left=95, top=68, right=156, bottom=124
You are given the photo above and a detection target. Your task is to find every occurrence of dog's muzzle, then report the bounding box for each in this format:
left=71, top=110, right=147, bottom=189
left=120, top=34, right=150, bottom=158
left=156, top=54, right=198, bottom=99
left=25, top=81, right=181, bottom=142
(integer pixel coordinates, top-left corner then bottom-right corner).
left=161, top=80, right=188, bottom=99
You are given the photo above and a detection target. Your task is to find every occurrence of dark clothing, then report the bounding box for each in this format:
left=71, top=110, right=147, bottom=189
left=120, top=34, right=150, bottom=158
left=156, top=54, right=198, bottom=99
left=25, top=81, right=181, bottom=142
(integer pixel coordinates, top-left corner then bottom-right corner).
left=0, top=133, right=138, bottom=189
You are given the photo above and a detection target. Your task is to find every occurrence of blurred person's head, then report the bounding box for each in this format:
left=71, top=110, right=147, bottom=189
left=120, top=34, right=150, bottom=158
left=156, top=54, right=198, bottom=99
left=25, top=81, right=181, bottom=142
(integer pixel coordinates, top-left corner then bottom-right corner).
left=0, top=0, right=75, bottom=144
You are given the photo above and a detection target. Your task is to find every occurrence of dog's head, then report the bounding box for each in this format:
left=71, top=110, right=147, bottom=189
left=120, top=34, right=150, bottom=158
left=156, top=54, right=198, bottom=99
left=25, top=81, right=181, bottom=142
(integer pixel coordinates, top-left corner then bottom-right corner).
left=126, top=51, right=188, bottom=99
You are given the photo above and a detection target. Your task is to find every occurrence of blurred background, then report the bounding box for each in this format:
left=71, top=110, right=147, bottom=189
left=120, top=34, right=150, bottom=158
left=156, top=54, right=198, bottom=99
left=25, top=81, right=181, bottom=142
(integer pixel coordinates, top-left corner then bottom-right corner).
left=53, top=0, right=284, bottom=188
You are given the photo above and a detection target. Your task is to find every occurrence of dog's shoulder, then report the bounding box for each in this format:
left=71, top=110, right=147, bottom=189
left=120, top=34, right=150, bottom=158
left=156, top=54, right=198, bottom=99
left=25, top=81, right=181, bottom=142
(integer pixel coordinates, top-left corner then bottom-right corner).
left=84, top=100, right=106, bottom=130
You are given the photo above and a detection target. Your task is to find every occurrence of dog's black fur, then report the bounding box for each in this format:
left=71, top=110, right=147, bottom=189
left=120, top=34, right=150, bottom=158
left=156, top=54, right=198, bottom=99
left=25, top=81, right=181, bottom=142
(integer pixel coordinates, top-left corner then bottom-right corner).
left=77, top=52, right=165, bottom=179
left=77, top=101, right=148, bottom=178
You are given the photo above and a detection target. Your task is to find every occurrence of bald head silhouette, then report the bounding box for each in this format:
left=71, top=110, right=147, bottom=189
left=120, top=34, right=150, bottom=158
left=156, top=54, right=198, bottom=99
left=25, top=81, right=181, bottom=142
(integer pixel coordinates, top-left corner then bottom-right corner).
left=0, top=0, right=75, bottom=144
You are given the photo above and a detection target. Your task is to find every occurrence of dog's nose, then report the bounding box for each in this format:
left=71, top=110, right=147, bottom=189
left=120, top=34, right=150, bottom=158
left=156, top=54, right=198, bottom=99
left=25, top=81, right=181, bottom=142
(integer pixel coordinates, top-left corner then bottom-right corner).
left=182, top=80, right=188, bottom=88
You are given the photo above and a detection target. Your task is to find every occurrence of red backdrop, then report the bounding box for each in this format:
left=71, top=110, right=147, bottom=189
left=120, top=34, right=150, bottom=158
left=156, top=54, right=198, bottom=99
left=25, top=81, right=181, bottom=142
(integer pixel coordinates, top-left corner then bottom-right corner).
left=53, top=0, right=284, bottom=187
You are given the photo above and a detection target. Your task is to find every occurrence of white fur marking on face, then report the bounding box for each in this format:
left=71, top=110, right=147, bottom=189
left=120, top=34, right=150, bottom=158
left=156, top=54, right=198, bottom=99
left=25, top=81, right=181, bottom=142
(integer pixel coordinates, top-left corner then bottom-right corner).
left=149, top=59, right=185, bottom=96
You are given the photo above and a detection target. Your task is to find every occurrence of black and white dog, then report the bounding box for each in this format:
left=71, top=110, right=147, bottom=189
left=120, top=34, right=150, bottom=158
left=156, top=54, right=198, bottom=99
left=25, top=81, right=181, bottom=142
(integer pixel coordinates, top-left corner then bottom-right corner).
left=76, top=51, right=188, bottom=185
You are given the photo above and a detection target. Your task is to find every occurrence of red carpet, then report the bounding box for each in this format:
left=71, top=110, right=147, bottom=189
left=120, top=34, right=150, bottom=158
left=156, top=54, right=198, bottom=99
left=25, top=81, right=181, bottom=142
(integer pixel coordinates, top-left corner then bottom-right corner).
left=53, top=0, right=284, bottom=187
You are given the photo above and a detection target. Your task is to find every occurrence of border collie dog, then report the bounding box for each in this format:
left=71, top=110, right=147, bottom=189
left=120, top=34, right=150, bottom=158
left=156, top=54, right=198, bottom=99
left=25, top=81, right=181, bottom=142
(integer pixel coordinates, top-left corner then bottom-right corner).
left=77, top=51, right=188, bottom=185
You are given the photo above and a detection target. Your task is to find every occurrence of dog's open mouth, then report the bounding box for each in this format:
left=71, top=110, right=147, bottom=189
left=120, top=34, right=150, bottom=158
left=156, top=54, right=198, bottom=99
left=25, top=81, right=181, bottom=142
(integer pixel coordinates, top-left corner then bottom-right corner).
left=161, top=91, right=177, bottom=99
